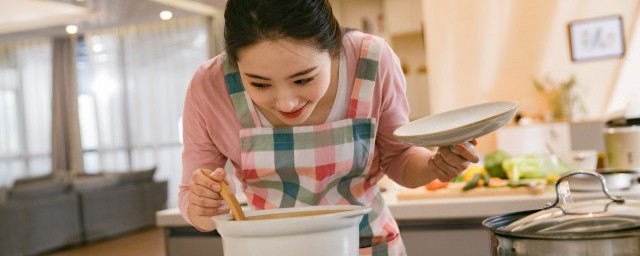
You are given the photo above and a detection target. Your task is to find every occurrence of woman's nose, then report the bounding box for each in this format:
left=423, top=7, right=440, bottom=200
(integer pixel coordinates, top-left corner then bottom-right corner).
left=275, top=91, right=298, bottom=112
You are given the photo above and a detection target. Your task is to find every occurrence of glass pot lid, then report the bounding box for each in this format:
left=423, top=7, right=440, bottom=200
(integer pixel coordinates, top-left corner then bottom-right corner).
left=499, top=171, right=640, bottom=235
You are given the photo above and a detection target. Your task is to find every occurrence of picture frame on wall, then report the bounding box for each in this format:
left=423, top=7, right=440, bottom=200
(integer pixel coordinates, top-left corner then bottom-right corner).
left=568, top=15, right=625, bottom=62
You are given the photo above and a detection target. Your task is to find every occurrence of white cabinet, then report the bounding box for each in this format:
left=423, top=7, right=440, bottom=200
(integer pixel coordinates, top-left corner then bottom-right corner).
left=497, top=122, right=572, bottom=155
left=496, top=121, right=605, bottom=155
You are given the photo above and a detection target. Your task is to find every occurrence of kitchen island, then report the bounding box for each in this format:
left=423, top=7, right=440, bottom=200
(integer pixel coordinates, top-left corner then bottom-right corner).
left=156, top=185, right=640, bottom=256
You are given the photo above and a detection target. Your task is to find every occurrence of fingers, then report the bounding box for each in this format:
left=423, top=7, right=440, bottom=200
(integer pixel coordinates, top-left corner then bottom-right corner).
left=210, top=168, right=232, bottom=185
left=439, top=147, right=470, bottom=170
left=189, top=168, right=231, bottom=217
left=189, top=200, right=230, bottom=216
left=188, top=179, right=222, bottom=199
left=430, top=154, right=461, bottom=181
left=189, top=191, right=226, bottom=208
left=451, top=140, right=480, bottom=163
left=192, top=169, right=221, bottom=193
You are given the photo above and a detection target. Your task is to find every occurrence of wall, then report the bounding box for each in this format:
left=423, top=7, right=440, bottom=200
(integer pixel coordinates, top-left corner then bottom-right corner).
left=421, top=0, right=639, bottom=153
left=329, top=0, right=384, bottom=35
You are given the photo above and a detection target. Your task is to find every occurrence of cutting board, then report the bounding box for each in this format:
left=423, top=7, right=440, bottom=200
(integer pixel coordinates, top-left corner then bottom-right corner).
left=396, top=182, right=547, bottom=200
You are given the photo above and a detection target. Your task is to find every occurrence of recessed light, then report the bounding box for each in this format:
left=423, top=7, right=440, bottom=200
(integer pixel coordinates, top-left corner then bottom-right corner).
left=66, top=25, right=79, bottom=35
left=160, top=11, right=173, bottom=20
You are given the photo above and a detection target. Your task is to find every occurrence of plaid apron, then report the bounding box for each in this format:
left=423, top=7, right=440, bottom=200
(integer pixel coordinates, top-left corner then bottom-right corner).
left=222, top=36, right=405, bottom=256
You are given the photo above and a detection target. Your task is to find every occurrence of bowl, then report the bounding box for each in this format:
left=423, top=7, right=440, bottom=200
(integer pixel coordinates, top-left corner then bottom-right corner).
left=212, top=205, right=370, bottom=256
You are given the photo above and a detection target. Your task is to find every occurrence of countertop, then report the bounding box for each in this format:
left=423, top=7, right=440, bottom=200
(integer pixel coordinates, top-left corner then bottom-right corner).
left=156, top=184, right=640, bottom=227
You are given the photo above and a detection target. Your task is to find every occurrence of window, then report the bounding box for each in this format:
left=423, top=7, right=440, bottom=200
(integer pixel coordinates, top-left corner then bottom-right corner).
left=77, top=17, right=209, bottom=206
left=0, top=40, right=53, bottom=187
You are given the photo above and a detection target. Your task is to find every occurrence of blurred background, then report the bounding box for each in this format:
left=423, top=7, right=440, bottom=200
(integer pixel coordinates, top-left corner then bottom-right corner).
left=1, top=0, right=640, bottom=255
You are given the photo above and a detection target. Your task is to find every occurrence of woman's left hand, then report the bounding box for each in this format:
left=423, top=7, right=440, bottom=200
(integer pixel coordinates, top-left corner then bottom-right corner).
left=427, top=139, right=480, bottom=181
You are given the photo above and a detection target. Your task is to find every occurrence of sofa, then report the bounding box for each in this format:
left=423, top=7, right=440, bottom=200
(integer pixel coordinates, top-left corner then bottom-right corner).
left=0, top=167, right=168, bottom=256
left=0, top=176, right=82, bottom=256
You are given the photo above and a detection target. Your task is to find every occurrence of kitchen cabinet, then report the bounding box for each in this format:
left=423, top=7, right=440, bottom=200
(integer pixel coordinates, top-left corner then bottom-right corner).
left=496, top=121, right=605, bottom=156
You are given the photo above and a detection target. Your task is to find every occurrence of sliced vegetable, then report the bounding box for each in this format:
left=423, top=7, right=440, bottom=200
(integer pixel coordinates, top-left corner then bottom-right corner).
left=462, top=173, right=481, bottom=191
left=488, top=178, right=508, bottom=187
left=425, top=179, right=450, bottom=191
left=461, top=165, right=488, bottom=182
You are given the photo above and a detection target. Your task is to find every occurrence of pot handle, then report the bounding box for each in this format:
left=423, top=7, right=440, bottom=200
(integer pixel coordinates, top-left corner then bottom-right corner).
left=545, top=171, right=625, bottom=209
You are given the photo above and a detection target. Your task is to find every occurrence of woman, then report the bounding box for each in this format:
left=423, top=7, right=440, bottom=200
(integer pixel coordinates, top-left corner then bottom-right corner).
left=179, top=0, right=479, bottom=254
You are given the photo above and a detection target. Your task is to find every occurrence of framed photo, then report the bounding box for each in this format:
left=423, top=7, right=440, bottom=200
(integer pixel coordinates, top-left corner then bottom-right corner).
left=568, top=16, right=625, bottom=62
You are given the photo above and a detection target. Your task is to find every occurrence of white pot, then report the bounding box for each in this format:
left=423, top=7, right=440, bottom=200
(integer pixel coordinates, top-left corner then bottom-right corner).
left=212, top=205, right=371, bottom=256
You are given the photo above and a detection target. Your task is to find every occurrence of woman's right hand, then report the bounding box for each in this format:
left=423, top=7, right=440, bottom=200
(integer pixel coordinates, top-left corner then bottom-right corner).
left=188, top=168, right=231, bottom=217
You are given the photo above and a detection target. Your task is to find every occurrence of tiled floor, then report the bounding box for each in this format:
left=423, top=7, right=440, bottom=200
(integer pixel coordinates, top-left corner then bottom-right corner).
left=46, top=228, right=164, bottom=256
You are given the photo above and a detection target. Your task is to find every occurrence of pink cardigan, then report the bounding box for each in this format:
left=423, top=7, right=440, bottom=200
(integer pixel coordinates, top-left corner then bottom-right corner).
left=179, top=31, right=420, bottom=224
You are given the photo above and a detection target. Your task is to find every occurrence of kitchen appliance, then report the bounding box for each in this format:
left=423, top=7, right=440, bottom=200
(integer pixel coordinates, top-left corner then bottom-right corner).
left=212, top=205, right=370, bottom=256
left=483, top=171, right=640, bottom=256
left=604, top=116, right=640, bottom=170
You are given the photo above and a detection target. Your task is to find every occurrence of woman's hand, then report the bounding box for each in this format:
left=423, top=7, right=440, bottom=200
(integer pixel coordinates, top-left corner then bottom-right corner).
left=188, top=168, right=231, bottom=218
left=427, top=139, right=480, bottom=181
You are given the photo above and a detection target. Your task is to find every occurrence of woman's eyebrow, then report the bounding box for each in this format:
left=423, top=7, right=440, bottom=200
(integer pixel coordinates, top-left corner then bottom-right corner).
left=287, top=66, right=317, bottom=78
left=244, top=66, right=317, bottom=81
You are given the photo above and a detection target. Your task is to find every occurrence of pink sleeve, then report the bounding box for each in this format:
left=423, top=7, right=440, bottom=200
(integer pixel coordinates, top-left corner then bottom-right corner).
left=179, top=65, right=228, bottom=227
left=374, top=39, right=422, bottom=187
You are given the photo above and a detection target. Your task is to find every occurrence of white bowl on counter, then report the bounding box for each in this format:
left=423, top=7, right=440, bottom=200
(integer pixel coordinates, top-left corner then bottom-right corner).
left=212, top=205, right=370, bottom=256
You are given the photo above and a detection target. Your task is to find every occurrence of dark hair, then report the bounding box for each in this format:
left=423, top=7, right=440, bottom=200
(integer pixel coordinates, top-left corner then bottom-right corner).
left=224, top=0, right=342, bottom=66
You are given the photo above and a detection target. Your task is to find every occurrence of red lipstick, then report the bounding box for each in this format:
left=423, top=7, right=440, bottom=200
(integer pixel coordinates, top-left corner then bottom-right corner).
left=280, top=104, right=307, bottom=119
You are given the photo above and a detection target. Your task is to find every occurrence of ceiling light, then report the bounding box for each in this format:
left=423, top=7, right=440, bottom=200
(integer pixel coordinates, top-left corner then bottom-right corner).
left=65, top=25, right=79, bottom=35
left=92, top=44, right=103, bottom=53
left=160, top=11, right=173, bottom=20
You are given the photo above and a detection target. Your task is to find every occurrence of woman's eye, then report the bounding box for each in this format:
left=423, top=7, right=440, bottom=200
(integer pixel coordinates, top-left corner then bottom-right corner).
left=294, top=77, right=314, bottom=85
left=250, top=82, right=270, bottom=88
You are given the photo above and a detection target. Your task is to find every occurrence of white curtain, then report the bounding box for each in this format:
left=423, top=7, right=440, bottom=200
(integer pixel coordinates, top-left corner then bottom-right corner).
left=79, top=16, right=209, bottom=206
left=0, top=40, right=52, bottom=187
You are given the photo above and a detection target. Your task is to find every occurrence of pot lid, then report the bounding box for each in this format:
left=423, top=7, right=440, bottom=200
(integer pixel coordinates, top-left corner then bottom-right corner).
left=607, top=116, right=640, bottom=127
left=498, top=171, right=640, bottom=235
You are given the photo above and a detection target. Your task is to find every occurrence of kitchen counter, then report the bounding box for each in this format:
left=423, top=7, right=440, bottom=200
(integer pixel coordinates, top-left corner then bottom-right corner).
left=156, top=185, right=640, bottom=256
left=383, top=184, right=640, bottom=220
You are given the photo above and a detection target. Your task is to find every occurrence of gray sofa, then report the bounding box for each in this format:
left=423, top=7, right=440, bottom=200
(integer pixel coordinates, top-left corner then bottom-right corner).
left=0, top=167, right=168, bottom=256
left=0, top=177, right=82, bottom=256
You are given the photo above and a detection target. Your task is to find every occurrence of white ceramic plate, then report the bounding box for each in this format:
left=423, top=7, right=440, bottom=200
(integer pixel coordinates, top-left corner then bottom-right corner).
left=393, top=101, right=518, bottom=147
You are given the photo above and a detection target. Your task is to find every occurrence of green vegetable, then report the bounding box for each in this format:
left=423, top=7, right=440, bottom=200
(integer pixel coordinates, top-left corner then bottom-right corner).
left=484, top=150, right=510, bottom=179
left=463, top=173, right=480, bottom=191
left=501, top=155, right=547, bottom=182
left=481, top=174, right=490, bottom=187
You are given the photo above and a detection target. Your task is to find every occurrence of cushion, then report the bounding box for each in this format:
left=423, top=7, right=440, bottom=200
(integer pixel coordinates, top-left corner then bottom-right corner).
left=116, top=166, right=157, bottom=184
left=72, top=174, right=120, bottom=192
left=9, top=179, right=68, bottom=201
left=13, top=174, right=54, bottom=186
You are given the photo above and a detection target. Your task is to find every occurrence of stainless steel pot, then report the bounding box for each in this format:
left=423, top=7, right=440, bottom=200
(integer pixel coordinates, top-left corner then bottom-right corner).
left=483, top=171, right=640, bottom=256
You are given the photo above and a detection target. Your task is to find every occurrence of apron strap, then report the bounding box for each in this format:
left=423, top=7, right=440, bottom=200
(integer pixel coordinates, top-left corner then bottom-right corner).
left=222, top=54, right=261, bottom=128
left=348, top=35, right=383, bottom=119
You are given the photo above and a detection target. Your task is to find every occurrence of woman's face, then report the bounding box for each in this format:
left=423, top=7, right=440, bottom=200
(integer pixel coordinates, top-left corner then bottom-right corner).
left=236, top=38, right=333, bottom=126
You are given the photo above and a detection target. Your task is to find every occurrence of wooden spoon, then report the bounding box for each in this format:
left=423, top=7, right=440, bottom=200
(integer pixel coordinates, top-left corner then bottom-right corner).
left=201, top=169, right=246, bottom=221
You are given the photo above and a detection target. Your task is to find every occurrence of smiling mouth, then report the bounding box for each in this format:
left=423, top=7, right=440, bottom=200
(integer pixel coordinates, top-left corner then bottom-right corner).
left=279, top=103, right=307, bottom=119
